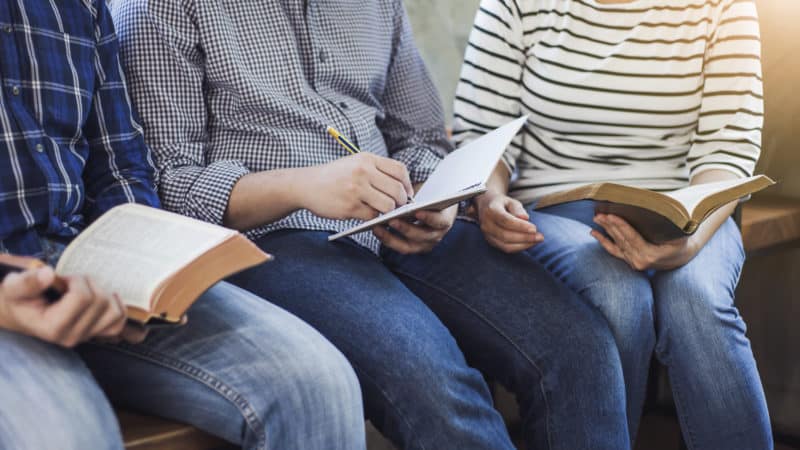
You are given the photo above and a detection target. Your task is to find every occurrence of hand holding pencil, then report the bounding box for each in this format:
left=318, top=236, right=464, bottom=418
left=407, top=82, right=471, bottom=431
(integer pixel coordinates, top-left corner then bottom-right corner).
left=296, top=126, right=415, bottom=221
left=327, top=126, right=415, bottom=204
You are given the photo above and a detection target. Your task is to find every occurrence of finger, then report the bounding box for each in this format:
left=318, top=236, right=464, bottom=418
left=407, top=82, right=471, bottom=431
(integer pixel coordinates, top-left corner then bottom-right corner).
left=490, top=203, right=538, bottom=234
left=595, top=215, right=628, bottom=248
left=484, top=224, right=542, bottom=246
left=481, top=215, right=541, bottom=246
left=2, top=267, right=56, bottom=301
left=119, top=325, right=148, bottom=344
left=414, top=210, right=452, bottom=230
left=352, top=203, right=381, bottom=221
left=591, top=230, right=626, bottom=260
left=506, top=198, right=530, bottom=220
left=41, top=276, right=99, bottom=346
left=485, top=235, right=538, bottom=253
left=61, top=278, right=112, bottom=346
left=373, top=157, right=414, bottom=198
left=374, top=226, right=421, bottom=254
left=370, top=169, right=409, bottom=207
left=606, top=215, right=649, bottom=249
left=360, top=185, right=398, bottom=214
left=92, top=293, right=127, bottom=338
left=389, top=219, right=442, bottom=244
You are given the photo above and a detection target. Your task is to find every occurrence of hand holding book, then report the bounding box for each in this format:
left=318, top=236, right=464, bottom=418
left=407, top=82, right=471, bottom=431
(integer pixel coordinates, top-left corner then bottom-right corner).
left=0, top=257, right=146, bottom=347
left=537, top=173, right=777, bottom=271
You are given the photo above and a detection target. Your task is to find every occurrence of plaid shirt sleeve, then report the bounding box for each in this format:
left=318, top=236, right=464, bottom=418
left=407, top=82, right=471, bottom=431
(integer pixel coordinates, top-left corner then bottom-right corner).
left=114, top=0, right=250, bottom=226
left=380, top=0, right=453, bottom=185
left=82, top=0, right=160, bottom=223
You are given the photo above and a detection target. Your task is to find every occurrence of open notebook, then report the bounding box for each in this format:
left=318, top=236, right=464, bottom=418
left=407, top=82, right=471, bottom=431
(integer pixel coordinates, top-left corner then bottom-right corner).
left=328, top=116, right=528, bottom=241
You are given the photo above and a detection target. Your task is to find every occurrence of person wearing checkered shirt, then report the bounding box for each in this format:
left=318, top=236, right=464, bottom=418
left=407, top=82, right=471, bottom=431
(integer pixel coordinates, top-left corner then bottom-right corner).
left=0, top=1, right=367, bottom=450
left=115, top=1, right=635, bottom=449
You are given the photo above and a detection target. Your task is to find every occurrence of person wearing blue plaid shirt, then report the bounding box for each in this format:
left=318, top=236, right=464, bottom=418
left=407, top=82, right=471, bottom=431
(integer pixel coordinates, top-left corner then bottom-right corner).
left=115, top=1, right=634, bottom=449
left=0, top=1, right=367, bottom=449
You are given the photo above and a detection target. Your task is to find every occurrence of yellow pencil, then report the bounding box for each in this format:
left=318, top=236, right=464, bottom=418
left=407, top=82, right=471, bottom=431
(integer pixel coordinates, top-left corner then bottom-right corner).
left=326, top=126, right=361, bottom=155
left=325, top=126, right=414, bottom=204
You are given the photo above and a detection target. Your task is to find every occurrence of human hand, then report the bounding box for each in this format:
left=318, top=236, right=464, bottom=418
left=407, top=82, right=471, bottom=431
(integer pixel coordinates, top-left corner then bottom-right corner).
left=591, top=214, right=698, bottom=271
left=374, top=205, right=457, bottom=254
left=475, top=190, right=543, bottom=253
left=0, top=267, right=136, bottom=347
left=303, top=153, right=414, bottom=221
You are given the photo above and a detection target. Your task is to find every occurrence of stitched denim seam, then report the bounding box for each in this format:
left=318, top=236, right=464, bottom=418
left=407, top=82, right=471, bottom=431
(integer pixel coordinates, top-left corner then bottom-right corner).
left=657, top=258, right=744, bottom=450
left=86, top=343, right=267, bottom=450
left=665, top=361, right=699, bottom=450
left=344, top=357, right=428, bottom=450
left=390, top=268, right=554, bottom=450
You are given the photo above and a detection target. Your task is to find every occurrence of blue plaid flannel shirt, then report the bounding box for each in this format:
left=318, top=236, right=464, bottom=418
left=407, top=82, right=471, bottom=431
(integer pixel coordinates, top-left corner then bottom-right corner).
left=0, top=0, right=159, bottom=257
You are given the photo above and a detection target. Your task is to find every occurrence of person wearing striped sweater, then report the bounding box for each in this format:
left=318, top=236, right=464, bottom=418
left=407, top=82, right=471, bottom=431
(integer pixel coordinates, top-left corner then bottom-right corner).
left=454, top=0, right=771, bottom=448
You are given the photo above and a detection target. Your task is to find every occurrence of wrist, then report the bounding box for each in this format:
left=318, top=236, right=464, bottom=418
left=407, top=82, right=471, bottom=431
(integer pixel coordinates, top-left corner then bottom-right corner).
left=684, top=235, right=702, bottom=260
left=281, top=167, right=315, bottom=211
left=475, top=188, right=504, bottom=210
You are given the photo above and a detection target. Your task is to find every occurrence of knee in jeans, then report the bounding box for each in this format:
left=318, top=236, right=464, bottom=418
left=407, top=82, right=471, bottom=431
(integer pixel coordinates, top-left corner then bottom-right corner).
left=276, top=339, right=362, bottom=417
left=654, top=271, right=745, bottom=355
left=377, top=331, right=477, bottom=410
left=0, top=332, right=122, bottom=450
left=538, top=309, right=624, bottom=387
left=574, top=254, right=653, bottom=331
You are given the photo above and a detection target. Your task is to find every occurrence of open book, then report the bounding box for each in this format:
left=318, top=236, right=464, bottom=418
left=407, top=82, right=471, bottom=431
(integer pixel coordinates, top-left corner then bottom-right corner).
left=535, top=175, right=775, bottom=243
left=1, top=204, right=270, bottom=326
left=328, top=116, right=529, bottom=241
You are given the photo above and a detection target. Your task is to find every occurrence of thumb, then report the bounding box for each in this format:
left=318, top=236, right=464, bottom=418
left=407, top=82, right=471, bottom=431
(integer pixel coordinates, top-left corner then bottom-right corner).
left=506, top=198, right=529, bottom=220
left=2, top=267, right=56, bottom=301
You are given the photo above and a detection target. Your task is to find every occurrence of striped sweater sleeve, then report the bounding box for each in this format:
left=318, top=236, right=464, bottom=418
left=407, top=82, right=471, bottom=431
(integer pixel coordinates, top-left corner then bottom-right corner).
left=453, top=0, right=526, bottom=174
left=688, top=0, right=763, bottom=179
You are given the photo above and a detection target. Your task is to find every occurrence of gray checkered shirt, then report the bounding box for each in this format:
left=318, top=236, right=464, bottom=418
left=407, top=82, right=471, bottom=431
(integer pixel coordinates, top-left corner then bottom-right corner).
left=112, top=0, right=452, bottom=253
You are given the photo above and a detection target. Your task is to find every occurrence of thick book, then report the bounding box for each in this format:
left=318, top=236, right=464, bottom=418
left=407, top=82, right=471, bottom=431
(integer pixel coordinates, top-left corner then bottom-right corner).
left=534, top=175, right=776, bottom=243
left=0, top=204, right=270, bottom=326
left=329, top=116, right=529, bottom=241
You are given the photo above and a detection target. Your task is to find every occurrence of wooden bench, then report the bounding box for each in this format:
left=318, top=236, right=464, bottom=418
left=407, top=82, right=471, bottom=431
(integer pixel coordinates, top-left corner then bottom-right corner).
left=119, top=411, right=234, bottom=450
left=118, top=195, right=800, bottom=450
left=740, top=195, right=800, bottom=254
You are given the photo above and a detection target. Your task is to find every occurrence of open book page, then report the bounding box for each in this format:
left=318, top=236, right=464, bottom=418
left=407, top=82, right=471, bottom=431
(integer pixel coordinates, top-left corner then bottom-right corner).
left=665, top=176, right=760, bottom=216
left=56, top=204, right=235, bottom=310
left=414, top=116, right=528, bottom=204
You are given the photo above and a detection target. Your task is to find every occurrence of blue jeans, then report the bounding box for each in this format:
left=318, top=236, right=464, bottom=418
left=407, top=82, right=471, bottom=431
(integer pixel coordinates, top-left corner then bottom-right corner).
left=526, top=201, right=772, bottom=450
left=229, top=224, right=630, bottom=450
left=0, top=282, right=366, bottom=450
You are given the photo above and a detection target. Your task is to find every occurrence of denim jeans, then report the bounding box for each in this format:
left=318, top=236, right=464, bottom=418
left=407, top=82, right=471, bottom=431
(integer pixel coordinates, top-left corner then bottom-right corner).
left=0, top=282, right=366, bottom=450
left=525, top=200, right=772, bottom=450
left=229, top=225, right=630, bottom=450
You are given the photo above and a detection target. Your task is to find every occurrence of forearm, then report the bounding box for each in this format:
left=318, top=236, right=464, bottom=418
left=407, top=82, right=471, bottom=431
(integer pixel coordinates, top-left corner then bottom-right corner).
left=223, top=167, right=310, bottom=231
left=477, top=162, right=512, bottom=208
left=686, top=169, right=741, bottom=254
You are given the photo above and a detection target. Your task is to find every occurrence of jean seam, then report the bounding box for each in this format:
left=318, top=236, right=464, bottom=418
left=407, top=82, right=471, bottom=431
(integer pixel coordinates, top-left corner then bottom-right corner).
left=658, top=234, right=744, bottom=450
left=390, top=267, right=554, bottom=450
left=86, top=343, right=267, bottom=450
left=345, top=357, right=428, bottom=450
left=665, top=360, right=699, bottom=450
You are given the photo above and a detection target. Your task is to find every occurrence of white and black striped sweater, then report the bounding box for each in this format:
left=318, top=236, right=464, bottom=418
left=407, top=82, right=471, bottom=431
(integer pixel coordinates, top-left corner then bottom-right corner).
left=453, top=0, right=763, bottom=204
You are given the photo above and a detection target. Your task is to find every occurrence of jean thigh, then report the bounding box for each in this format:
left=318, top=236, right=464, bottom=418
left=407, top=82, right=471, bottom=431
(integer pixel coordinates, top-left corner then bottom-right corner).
left=0, top=330, right=122, bottom=450
left=226, top=231, right=514, bottom=450
left=80, top=282, right=363, bottom=450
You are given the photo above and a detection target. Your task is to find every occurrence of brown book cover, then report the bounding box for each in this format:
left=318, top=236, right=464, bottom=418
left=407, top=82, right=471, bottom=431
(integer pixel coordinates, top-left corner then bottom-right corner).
left=535, top=175, right=776, bottom=243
